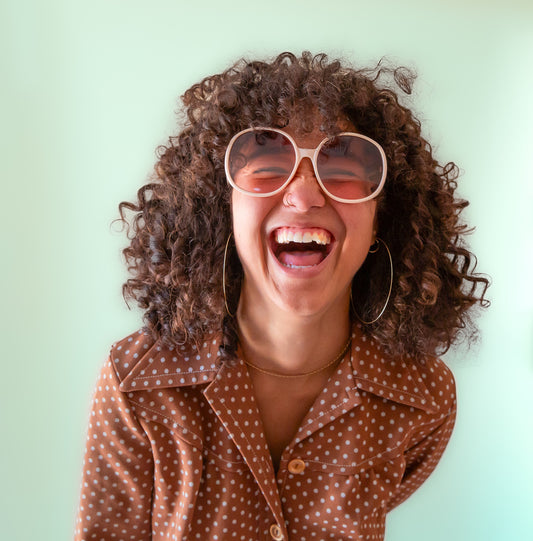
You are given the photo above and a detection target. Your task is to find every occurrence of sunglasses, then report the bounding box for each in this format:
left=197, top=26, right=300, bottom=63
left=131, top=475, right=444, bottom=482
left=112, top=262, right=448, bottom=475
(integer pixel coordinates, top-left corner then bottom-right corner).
left=224, top=127, right=387, bottom=203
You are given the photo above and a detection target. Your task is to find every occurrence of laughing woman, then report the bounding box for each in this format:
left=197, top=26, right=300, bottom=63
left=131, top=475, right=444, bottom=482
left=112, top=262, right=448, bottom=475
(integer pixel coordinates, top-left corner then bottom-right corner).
left=75, top=52, right=489, bottom=540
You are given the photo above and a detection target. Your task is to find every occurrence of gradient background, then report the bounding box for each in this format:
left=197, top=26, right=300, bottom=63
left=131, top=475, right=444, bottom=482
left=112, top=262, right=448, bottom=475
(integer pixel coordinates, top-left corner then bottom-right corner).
left=2, top=1, right=532, bottom=540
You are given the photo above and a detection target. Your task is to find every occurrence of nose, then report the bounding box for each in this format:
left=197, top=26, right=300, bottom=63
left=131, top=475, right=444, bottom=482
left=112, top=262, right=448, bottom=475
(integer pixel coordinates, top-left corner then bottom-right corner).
left=283, top=158, right=326, bottom=211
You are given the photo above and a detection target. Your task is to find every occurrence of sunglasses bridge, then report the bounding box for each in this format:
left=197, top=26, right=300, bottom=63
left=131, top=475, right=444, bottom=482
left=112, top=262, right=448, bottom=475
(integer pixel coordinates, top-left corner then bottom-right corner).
left=287, top=147, right=322, bottom=182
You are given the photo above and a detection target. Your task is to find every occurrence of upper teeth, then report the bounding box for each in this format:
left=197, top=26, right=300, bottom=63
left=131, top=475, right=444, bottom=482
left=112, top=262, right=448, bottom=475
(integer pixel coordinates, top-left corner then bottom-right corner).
left=275, top=229, right=331, bottom=245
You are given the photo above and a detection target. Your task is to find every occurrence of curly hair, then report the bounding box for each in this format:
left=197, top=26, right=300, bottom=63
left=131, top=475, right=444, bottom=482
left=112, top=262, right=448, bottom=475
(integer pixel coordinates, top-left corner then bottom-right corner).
left=118, top=51, right=489, bottom=361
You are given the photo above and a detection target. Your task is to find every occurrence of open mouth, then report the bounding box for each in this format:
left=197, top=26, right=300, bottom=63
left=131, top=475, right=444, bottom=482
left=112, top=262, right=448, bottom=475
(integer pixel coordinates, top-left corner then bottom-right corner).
left=271, top=227, right=333, bottom=268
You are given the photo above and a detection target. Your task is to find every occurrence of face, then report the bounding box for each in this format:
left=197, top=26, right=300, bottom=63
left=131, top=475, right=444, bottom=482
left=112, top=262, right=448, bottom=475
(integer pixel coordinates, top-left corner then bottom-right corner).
left=231, top=119, right=378, bottom=319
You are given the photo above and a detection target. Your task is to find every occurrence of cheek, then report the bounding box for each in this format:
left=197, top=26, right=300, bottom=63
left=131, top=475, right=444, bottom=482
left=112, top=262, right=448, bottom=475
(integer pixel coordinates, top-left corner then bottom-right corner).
left=346, top=202, right=377, bottom=237
left=232, top=193, right=256, bottom=238
left=342, top=204, right=378, bottom=272
left=231, top=192, right=270, bottom=264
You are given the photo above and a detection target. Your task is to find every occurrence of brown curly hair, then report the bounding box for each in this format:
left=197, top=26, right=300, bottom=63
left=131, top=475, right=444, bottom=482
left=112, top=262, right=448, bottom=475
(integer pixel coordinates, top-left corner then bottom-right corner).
left=118, top=51, right=489, bottom=361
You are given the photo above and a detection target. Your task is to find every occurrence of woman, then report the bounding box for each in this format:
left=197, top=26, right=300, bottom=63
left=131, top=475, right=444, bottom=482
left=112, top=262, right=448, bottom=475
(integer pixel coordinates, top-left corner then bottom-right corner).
left=75, top=52, right=489, bottom=540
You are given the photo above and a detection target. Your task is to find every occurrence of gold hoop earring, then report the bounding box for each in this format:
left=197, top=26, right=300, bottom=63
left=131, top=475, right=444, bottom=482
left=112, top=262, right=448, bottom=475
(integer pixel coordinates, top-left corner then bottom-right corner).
left=223, top=233, right=235, bottom=317
left=351, top=238, right=393, bottom=325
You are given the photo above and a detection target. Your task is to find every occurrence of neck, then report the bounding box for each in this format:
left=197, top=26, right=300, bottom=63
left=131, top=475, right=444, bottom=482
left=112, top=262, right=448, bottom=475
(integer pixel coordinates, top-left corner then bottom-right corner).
left=236, top=283, right=352, bottom=376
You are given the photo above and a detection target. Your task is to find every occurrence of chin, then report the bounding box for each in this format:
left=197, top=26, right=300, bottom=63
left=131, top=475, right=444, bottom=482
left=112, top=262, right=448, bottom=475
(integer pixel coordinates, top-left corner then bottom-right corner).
left=272, top=287, right=347, bottom=319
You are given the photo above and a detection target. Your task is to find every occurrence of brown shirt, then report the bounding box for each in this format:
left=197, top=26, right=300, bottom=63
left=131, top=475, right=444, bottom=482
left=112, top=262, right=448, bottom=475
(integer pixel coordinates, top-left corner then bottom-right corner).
left=75, top=325, right=456, bottom=540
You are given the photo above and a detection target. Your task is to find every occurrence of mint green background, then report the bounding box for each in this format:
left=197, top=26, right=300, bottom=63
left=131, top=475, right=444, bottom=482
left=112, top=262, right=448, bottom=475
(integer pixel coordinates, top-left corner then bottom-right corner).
left=2, top=1, right=532, bottom=540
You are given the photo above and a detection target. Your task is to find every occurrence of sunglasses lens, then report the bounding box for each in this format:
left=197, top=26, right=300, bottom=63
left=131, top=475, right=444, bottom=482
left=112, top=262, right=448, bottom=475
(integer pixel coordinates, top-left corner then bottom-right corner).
left=227, top=130, right=295, bottom=195
left=317, top=135, right=384, bottom=201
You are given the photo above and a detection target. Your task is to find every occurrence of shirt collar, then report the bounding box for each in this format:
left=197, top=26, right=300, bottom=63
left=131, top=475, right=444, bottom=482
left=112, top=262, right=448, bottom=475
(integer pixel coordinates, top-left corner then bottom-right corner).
left=348, top=327, right=439, bottom=413
left=116, top=326, right=439, bottom=413
left=116, top=329, right=223, bottom=392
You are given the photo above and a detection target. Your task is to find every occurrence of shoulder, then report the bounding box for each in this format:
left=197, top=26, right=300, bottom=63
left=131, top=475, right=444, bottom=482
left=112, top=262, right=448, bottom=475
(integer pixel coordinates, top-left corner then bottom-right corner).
left=108, top=329, right=157, bottom=381
left=415, top=355, right=457, bottom=414
left=351, top=328, right=456, bottom=417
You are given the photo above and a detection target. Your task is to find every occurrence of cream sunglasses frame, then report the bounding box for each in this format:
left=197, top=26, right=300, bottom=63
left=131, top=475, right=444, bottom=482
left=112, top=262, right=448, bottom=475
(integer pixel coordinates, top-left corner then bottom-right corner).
left=224, top=127, right=387, bottom=204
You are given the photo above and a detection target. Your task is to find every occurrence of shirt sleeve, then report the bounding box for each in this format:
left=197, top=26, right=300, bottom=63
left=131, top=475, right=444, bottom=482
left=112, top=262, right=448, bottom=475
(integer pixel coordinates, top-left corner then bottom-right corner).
left=74, top=357, right=154, bottom=541
left=386, top=402, right=457, bottom=512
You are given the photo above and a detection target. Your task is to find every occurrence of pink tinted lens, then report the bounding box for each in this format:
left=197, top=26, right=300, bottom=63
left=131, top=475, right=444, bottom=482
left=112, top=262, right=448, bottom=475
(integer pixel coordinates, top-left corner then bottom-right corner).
left=228, top=130, right=295, bottom=194
left=317, top=135, right=384, bottom=200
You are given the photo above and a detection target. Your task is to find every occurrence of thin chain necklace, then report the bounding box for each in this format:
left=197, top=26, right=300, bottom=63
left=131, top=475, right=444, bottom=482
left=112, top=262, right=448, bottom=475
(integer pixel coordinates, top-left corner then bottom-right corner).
left=243, top=336, right=352, bottom=379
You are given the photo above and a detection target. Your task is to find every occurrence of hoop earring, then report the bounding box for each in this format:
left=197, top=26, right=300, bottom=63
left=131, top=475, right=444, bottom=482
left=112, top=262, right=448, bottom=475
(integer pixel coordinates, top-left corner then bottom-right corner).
left=351, top=238, right=393, bottom=325
left=223, top=233, right=235, bottom=317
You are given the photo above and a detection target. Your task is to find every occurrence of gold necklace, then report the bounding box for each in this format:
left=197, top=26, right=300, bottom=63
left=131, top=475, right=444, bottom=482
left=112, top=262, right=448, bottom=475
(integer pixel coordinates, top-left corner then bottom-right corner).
left=243, top=336, right=352, bottom=379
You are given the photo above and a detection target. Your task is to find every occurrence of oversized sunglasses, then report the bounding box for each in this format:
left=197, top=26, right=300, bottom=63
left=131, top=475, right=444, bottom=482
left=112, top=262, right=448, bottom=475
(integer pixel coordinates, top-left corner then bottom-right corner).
left=224, top=127, right=387, bottom=203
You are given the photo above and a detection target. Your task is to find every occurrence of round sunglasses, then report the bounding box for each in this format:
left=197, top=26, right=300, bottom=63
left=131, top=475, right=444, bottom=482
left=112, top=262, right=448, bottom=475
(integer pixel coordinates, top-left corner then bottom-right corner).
left=224, top=127, right=387, bottom=203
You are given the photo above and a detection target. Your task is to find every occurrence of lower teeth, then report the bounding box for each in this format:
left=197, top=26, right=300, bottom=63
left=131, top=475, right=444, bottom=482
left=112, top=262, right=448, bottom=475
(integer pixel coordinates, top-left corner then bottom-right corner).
left=281, top=262, right=318, bottom=269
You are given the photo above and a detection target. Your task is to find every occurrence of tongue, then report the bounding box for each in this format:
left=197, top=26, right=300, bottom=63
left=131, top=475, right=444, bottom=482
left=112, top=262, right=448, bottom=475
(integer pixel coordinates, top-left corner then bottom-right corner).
left=278, top=250, right=324, bottom=267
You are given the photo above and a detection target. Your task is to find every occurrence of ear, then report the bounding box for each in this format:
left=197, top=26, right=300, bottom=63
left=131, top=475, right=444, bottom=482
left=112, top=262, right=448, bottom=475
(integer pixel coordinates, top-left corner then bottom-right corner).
left=371, top=214, right=379, bottom=243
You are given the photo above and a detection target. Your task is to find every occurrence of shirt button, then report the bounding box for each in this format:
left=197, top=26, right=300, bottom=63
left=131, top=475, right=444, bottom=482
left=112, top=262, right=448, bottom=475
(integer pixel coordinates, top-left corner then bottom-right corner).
left=287, top=458, right=306, bottom=474
left=269, top=524, right=283, bottom=540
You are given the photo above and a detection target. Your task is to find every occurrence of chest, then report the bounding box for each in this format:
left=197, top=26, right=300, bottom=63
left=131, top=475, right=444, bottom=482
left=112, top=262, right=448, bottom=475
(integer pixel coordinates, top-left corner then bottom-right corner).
left=249, top=372, right=331, bottom=470
left=131, top=383, right=409, bottom=541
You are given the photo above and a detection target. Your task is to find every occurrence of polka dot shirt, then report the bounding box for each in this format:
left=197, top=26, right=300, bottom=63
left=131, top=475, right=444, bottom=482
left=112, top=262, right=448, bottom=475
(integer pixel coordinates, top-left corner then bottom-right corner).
left=75, top=325, right=456, bottom=540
